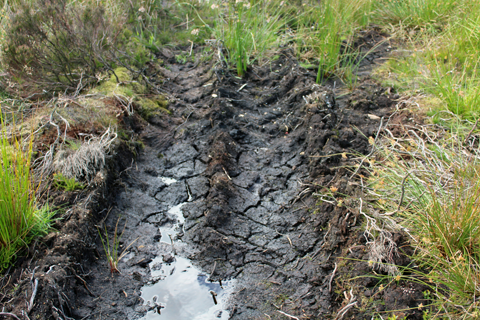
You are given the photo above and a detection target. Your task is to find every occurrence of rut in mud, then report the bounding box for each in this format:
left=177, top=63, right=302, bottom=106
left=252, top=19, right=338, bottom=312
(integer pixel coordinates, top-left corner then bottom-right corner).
left=66, top=42, right=398, bottom=319
left=2, top=33, right=416, bottom=320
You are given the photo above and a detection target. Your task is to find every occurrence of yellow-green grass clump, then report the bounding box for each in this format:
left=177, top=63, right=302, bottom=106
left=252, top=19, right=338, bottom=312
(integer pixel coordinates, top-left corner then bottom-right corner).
left=0, top=114, right=53, bottom=270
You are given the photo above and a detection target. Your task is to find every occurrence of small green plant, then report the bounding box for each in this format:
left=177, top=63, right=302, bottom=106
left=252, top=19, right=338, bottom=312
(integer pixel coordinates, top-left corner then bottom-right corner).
left=175, top=54, right=188, bottom=64
left=53, top=173, right=84, bottom=191
left=0, top=113, right=53, bottom=270
left=97, top=218, right=137, bottom=274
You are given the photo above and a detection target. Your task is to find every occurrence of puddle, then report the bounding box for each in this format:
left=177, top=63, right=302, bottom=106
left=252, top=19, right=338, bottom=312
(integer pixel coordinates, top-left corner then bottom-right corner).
left=141, top=256, right=235, bottom=320
left=140, top=182, right=235, bottom=319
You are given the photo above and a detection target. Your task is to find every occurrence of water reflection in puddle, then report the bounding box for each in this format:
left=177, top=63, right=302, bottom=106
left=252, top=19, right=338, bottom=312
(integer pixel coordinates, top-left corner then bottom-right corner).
left=140, top=180, right=235, bottom=319
left=159, top=204, right=185, bottom=244
left=141, top=256, right=234, bottom=320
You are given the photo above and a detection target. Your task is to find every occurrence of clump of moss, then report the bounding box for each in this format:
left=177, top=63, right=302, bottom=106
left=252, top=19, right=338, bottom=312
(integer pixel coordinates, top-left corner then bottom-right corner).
left=91, top=67, right=147, bottom=97
left=136, top=96, right=170, bottom=120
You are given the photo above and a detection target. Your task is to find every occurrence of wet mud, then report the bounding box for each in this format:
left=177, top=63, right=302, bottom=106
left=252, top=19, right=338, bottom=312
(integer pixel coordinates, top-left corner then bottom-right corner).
left=1, top=30, right=424, bottom=320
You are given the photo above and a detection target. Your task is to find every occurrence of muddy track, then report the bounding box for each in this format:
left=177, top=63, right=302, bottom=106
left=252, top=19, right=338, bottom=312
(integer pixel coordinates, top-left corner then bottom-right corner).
left=71, top=43, right=396, bottom=319
left=2, top=32, right=406, bottom=320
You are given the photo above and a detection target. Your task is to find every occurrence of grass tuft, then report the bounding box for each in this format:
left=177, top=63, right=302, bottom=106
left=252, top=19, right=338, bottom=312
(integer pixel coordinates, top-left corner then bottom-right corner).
left=53, top=173, right=85, bottom=191
left=97, top=217, right=137, bottom=274
left=363, top=119, right=480, bottom=317
left=0, top=112, right=53, bottom=270
left=211, top=0, right=284, bottom=76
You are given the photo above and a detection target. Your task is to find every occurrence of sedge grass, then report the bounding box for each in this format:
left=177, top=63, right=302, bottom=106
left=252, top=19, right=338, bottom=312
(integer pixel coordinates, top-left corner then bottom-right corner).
left=210, top=0, right=285, bottom=76
left=97, top=217, right=137, bottom=274
left=293, top=0, right=374, bottom=82
left=0, top=113, right=53, bottom=270
left=373, top=0, right=480, bottom=121
left=362, top=120, right=480, bottom=317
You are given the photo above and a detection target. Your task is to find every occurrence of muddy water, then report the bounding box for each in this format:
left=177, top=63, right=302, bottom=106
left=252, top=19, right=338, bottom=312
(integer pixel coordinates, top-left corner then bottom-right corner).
left=141, top=256, right=234, bottom=319
left=140, top=200, right=235, bottom=319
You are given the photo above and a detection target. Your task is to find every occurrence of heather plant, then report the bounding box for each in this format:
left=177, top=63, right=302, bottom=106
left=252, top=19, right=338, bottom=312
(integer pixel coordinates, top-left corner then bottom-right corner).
left=3, top=0, right=123, bottom=97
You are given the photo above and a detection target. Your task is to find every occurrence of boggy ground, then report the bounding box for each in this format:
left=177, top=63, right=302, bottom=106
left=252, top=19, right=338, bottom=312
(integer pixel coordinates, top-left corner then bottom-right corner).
left=1, top=32, right=424, bottom=319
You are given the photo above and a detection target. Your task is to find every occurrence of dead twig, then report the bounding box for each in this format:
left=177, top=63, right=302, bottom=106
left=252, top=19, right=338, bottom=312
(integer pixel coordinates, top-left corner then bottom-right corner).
left=210, top=261, right=217, bottom=277
left=382, top=171, right=411, bottom=216
left=174, top=110, right=194, bottom=133
left=275, top=230, right=293, bottom=247
left=222, top=167, right=232, bottom=180
left=334, top=289, right=357, bottom=320
left=464, top=119, right=479, bottom=144
left=328, top=262, right=338, bottom=293
left=335, top=301, right=357, bottom=320
left=75, top=275, right=95, bottom=297
left=27, top=267, right=39, bottom=313
left=0, top=312, right=21, bottom=320
left=276, top=310, right=300, bottom=320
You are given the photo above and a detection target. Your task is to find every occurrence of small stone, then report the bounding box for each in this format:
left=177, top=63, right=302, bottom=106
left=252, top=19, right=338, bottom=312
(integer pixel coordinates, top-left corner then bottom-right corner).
left=132, top=271, right=142, bottom=281
left=163, top=253, right=175, bottom=264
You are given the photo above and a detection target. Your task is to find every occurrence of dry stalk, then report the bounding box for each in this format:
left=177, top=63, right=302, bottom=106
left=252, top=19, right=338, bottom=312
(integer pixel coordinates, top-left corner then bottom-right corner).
left=328, top=262, right=338, bottom=293
left=276, top=310, right=300, bottom=320
left=53, top=127, right=117, bottom=182
left=359, top=199, right=399, bottom=275
left=334, top=289, right=357, bottom=320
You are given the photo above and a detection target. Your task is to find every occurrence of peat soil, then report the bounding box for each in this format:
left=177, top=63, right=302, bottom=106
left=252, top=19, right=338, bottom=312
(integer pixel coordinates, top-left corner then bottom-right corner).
left=1, top=29, right=425, bottom=320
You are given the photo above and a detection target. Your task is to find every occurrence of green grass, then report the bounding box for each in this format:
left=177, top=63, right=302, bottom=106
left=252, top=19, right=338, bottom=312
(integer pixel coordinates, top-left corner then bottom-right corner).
left=209, top=0, right=285, bottom=76
left=373, top=0, right=480, bottom=120
left=205, top=0, right=375, bottom=79
left=298, top=0, right=373, bottom=83
left=0, top=113, right=53, bottom=270
left=53, top=173, right=85, bottom=191
left=97, top=217, right=137, bottom=274
left=364, top=123, right=480, bottom=318
left=374, top=0, right=458, bottom=30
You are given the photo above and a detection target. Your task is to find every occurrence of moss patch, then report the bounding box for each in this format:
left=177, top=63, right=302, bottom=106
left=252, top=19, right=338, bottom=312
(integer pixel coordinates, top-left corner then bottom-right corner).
left=136, top=96, right=170, bottom=120
left=91, top=67, right=147, bottom=97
